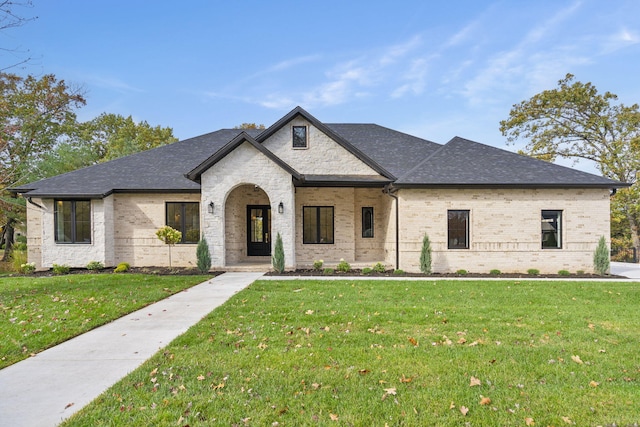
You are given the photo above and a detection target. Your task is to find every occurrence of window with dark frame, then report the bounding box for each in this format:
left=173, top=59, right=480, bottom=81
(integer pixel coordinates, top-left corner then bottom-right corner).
left=292, top=125, right=307, bottom=148
left=541, top=210, right=562, bottom=249
left=166, top=202, right=200, bottom=244
left=448, top=210, right=469, bottom=249
left=362, top=207, right=374, bottom=238
left=54, top=200, right=91, bottom=244
left=303, top=206, right=334, bottom=244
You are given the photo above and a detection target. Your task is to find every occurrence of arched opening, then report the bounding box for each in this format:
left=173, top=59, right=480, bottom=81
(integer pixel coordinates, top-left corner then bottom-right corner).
left=224, top=184, right=271, bottom=266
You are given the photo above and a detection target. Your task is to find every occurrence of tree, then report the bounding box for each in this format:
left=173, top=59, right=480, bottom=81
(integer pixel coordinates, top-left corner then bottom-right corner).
left=196, top=235, right=211, bottom=273
left=0, top=73, right=85, bottom=260
left=1, top=1, right=37, bottom=70
left=593, top=235, right=610, bottom=275
left=419, top=233, right=432, bottom=274
left=500, top=73, right=640, bottom=250
left=156, top=226, right=182, bottom=268
left=272, top=232, right=285, bottom=273
left=234, top=123, right=265, bottom=130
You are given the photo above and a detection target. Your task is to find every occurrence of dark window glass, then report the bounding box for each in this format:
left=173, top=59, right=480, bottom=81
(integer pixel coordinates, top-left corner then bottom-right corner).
left=448, top=210, right=469, bottom=249
left=541, top=210, right=562, bottom=249
left=362, top=207, right=374, bottom=238
left=54, top=200, right=91, bottom=244
left=292, top=126, right=307, bottom=148
left=303, top=206, right=334, bottom=244
left=166, top=202, right=200, bottom=243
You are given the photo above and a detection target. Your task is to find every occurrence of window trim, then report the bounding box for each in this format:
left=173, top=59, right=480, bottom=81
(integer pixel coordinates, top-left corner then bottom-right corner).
left=302, top=206, right=334, bottom=244
left=165, top=202, right=200, bottom=244
left=541, top=210, right=562, bottom=249
left=54, top=199, right=92, bottom=244
left=362, top=207, right=374, bottom=238
left=292, top=125, right=308, bottom=149
left=447, top=209, right=470, bottom=250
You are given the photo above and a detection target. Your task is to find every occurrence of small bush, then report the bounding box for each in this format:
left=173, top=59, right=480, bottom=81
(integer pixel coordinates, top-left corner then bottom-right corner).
left=52, top=263, right=70, bottom=275
left=86, top=261, right=105, bottom=271
left=558, top=269, right=571, bottom=276
left=10, top=249, right=28, bottom=272
left=362, top=267, right=373, bottom=275
left=313, top=260, right=324, bottom=271
left=419, top=234, right=432, bottom=274
left=20, top=262, right=36, bottom=274
left=593, top=235, right=610, bottom=275
left=372, top=262, right=386, bottom=273
left=527, top=268, right=540, bottom=276
left=13, top=242, right=27, bottom=251
left=272, top=232, right=285, bottom=273
left=490, top=269, right=501, bottom=275
left=16, top=235, right=27, bottom=244
left=323, top=267, right=334, bottom=275
left=196, top=236, right=212, bottom=274
left=393, top=269, right=405, bottom=275
left=114, top=262, right=130, bottom=273
left=336, top=259, right=351, bottom=272
left=456, top=269, right=468, bottom=276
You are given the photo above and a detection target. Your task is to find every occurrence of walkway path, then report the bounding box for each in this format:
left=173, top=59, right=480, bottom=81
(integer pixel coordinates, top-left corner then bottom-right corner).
left=0, top=272, right=263, bottom=427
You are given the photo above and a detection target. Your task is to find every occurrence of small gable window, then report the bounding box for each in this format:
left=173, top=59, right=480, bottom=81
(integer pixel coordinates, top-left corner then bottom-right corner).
left=292, top=126, right=307, bottom=148
left=166, top=202, right=200, bottom=244
left=55, top=200, right=91, bottom=244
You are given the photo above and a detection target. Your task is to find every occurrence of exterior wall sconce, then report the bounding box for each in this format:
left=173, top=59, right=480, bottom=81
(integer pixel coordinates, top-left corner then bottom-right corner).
left=278, top=201, right=284, bottom=214
left=208, top=201, right=214, bottom=214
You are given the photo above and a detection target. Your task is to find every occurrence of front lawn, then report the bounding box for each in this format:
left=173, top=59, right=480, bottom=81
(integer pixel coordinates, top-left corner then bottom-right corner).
left=63, top=279, right=639, bottom=426
left=0, top=274, right=211, bottom=369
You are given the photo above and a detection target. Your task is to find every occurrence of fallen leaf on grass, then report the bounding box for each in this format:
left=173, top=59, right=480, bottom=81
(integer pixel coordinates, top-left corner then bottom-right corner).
left=469, top=376, right=481, bottom=387
left=525, top=417, right=535, bottom=425
left=460, top=406, right=469, bottom=416
left=408, top=337, right=418, bottom=346
left=64, top=402, right=74, bottom=409
left=589, top=380, right=599, bottom=387
left=562, top=416, right=573, bottom=424
left=400, top=375, right=413, bottom=383
left=571, top=355, right=583, bottom=364
left=479, top=396, right=491, bottom=405
left=197, top=375, right=205, bottom=381
left=382, top=387, right=397, bottom=400
left=329, top=413, right=339, bottom=421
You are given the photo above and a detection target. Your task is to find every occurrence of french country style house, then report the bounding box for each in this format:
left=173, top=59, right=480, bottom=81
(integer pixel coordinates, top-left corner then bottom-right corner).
left=10, top=107, right=625, bottom=273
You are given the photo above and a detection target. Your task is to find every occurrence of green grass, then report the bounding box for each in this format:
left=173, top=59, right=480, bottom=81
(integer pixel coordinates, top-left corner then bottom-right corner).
left=62, top=279, right=639, bottom=426
left=0, top=274, right=211, bottom=369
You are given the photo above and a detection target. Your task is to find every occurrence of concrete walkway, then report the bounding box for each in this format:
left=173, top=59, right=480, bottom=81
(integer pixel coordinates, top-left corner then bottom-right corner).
left=0, top=272, right=263, bottom=427
left=610, top=261, right=640, bottom=279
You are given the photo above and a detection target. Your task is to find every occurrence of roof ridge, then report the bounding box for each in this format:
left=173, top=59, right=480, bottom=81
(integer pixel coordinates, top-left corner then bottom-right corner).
left=396, top=138, right=450, bottom=182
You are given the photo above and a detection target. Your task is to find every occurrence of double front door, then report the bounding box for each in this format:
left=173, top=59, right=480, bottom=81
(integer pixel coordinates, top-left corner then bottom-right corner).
left=247, top=205, right=271, bottom=256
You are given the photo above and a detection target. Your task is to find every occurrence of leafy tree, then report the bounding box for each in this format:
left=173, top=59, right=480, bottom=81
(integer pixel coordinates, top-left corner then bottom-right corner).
left=234, top=123, right=265, bottom=129
left=156, top=226, right=182, bottom=268
left=500, top=73, right=640, bottom=250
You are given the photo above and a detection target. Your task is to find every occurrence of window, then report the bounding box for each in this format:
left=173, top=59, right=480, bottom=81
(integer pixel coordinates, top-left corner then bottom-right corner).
left=166, top=202, right=200, bottom=243
left=362, top=207, right=374, bottom=238
left=303, top=206, right=334, bottom=244
left=55, top=200, right=91, bottom=243
left=448, top=210, right=469, bottom=249
left=541, top=210, right=562, bottom=249
left=292, top=126, right=307, bottom=148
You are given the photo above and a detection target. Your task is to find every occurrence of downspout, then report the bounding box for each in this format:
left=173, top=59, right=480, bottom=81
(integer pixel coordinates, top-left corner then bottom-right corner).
left=26, top=197, right=45, bottom=210
left=383, top=184, right=399, bottom=270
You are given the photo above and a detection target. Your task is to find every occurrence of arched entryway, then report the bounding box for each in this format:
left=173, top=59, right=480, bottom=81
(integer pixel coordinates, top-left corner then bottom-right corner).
left=224, top=184, right=271, bottom=266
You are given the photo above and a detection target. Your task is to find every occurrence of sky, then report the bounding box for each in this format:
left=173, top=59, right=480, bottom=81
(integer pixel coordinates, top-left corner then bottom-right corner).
left=4, top=0, right=640, bottom=174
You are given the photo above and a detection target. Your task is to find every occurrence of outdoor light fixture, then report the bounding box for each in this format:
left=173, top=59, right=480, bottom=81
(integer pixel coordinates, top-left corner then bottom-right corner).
left=208, top=201, right=214, bottom=214
left=278, top=201, right=284, bottom=214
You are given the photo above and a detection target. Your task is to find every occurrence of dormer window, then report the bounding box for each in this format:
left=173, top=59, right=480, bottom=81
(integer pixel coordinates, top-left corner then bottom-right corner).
left=292, top=126, right=307, bottom=148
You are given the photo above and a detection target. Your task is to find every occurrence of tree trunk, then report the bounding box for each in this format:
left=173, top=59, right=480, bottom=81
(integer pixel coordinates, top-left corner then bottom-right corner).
left=1, top=219, right=15, bottom=262
left=627, top=214, right=640, bottom=263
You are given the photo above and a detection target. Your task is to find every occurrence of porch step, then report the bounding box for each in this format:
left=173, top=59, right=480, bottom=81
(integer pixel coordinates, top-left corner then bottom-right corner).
left=223, top=262, right=272, bottom=272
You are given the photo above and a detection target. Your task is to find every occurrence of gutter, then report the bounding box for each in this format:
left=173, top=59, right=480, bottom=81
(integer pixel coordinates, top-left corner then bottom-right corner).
left=383, top=184, right=400, bottom=270
left=26, top=197, right=45, bottom=210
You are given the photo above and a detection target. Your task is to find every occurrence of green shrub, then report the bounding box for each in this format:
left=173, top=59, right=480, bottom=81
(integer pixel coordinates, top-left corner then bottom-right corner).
left=336, top=259, right=351, bottom=272
left=86, top=261, right=105, bottom=271
left=272, top=232, right=285, bottom=273
left=114, top=262, right=130, bottom=273
left=362, top=267, right=373, bottom=275
left=372, top=262, right=386, bottom=273
left=15, top=235, right=27, bottom=244
left=393, top=269, right=405, bottom=275
left=13, top=242, right=27, bottom=251
left=313, top=259, right=324, bottom=271
left=155, top=225, right=182, bottom=268
left=196, top=236, right=212, bottom=273
left=558, top=269, right=571, bottom=276
left=323, top=268, right=334, bottom=275
left=527, top=268, right=540, bottom=276
left=52, top=263, right=70, bottom=275
left=456, top=269, right=468, bottom=276
left=10, top=249, right=28, bottom=272
left=20, top=262, right=36, bottom=274
left=490, top=269, right=501, bottom=275
left=593, top=235, right=610, bottom=275
left=419, top=234, right=432, bottom=274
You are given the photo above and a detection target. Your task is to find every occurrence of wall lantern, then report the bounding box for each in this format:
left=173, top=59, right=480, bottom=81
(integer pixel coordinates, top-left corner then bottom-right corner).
left=278, top=201, right=284, bottom=214
left=208, top=201, right=215, bottom=214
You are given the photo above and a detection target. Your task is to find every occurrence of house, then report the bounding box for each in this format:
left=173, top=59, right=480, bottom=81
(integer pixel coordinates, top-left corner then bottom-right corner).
left=10, top=106, right=625, bottom=274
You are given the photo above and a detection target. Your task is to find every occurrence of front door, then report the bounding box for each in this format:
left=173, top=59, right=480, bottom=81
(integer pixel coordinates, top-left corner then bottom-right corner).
left=247, top=205, right=271, bottom=256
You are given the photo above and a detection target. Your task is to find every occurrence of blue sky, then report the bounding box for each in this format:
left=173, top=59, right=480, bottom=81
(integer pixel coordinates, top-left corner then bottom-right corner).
left=6, top=0, right=640, bottom=173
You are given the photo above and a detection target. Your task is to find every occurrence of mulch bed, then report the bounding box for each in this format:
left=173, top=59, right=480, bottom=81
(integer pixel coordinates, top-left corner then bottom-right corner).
left=9, top=267, right=223, bottom=278
left=266, top=269, right=622, bottom=279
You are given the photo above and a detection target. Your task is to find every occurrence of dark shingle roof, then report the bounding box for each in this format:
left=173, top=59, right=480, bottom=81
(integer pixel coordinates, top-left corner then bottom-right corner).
left=395, top=137, right=620, bottom=187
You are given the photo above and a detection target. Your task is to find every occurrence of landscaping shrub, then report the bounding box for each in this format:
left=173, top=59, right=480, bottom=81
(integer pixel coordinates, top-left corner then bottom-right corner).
left=393, top=269, right=405, bottom=275
left=456, top=269, right=468, bottom=276
left=490, top=269, right=501, bottom=275
left=323, top=268, right=334, bottom=275
left=558, top=269, right=571, bottom=276
left=419, top=233, right=432, bottom=274
left=155, top=225, right=182, bottom=267
left=10, top=249, right=27, bottom=272
left=527, top=268, right=540, bottom=276
left=336, top=259, right=351, bottom=272
left=114, top=262, right=130, bottom=273
left=593, top=235, right=610, bottom=275
left=86, top=261, right=104, bottom=271
left=272, top=232, right=285, bottom=273
left=52, top=263, right=70, bottom=275
left=372, top=262, right=386, bottom=273
left=20, top=262, right=36, bottom=274
left=196, top=236, right=212, bottom=273
left=362, top=267, right=373, bottom=275
left=313, top=259, right=324, bottom=271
